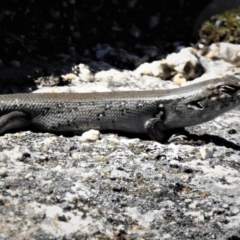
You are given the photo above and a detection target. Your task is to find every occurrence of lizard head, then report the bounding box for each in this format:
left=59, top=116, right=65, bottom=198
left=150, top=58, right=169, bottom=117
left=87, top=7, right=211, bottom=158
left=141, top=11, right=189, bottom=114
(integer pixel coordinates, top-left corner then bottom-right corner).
left=162, top=75, right=240, bottom=129
left=188, top=76, right=240, bottom=109
left=186, top=75, right=240, bottom=125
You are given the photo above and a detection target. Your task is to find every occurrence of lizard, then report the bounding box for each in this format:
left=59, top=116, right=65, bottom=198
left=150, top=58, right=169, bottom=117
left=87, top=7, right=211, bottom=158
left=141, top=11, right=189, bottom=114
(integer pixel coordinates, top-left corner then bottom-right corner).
left=0, top=75, right=239, bottom=142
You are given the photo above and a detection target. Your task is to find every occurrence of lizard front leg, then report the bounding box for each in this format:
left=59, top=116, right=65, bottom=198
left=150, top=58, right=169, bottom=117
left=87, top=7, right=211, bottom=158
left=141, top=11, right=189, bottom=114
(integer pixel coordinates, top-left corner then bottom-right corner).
left=144, top=118, right=167, bottom=142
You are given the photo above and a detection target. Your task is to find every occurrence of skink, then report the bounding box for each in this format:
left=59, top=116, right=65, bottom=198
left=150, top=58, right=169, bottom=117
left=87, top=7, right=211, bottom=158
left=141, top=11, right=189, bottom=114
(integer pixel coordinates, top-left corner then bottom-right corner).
left=0, top=75, right=240, bottom=142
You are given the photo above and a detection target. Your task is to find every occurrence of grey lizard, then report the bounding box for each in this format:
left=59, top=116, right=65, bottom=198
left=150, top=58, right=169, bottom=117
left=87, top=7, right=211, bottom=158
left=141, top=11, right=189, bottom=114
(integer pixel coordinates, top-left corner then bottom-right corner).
left=0, top=75, right=239, bottom=142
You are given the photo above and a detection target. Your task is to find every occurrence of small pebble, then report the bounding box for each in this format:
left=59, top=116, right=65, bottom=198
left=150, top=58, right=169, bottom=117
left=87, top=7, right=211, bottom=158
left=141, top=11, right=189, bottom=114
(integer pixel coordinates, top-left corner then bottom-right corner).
left=173, top=73, right=187, bottom=85
left=80, top=129, right=100, bottom=142
left=200, top=146, right=213, bottom=159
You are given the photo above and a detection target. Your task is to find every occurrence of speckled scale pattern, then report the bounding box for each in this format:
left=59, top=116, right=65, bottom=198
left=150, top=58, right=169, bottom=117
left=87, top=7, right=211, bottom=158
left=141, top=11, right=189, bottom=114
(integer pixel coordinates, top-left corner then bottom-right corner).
left=0, top=76, right=240, bottom=135
left=0, top=92, right=161, bottom=133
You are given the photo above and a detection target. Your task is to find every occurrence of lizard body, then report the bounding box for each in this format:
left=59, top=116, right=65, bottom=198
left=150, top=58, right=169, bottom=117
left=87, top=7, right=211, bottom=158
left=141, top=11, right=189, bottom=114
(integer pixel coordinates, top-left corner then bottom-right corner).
left=0, top=76, right=240, bottom=141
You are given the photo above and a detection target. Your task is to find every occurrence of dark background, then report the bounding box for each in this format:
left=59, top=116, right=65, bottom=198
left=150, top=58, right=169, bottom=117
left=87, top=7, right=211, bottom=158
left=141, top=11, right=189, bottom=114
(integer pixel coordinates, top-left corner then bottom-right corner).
left=0, top=0, right=211, bottom=63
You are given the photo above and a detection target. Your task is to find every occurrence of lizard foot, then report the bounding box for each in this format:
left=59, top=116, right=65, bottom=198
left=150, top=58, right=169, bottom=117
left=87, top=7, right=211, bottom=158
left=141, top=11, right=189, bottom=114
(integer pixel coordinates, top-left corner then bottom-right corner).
left=167, top=131, right=204, bottom=145
left=144, top=118, right=166, bottom=142
left=168, top=134, right=188, bottom=143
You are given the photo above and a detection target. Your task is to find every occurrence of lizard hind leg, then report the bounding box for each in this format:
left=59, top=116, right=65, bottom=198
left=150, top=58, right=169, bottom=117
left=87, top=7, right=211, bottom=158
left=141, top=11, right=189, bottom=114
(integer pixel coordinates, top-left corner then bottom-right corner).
left=144, top=118, right=166, bottom=142
left=0, top=111, right=30, bottom=134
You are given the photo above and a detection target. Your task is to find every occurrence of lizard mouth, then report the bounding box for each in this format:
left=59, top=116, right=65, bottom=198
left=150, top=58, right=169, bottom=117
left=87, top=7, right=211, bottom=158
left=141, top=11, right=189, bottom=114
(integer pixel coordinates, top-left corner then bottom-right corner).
left=187, top=82, right=240, bottom=110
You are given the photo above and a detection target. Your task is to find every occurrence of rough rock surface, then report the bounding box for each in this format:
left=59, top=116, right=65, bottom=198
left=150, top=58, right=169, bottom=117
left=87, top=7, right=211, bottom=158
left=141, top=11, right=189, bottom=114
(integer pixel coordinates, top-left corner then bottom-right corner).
left=1, top=109, right=240, bottom=239
left=2, top=2, right=240, bottom=238
left=1, top=43, right=240, bottom=239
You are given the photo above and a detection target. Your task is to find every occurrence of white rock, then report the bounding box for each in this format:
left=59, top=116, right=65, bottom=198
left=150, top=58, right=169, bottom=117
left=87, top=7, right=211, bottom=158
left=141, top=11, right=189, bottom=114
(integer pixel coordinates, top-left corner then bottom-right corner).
left=80, top=129, right=100, bottom=142
left=200, top=146, right=213, bottom=159
left=206, top=43, right=240, bottom=66
left=219, top=43, right=240, bottom=65
left=61, top=73, right=79, bottom=83
left=75, top=63, right=94, bottom=82
left=34, top=86, right=71, bottom=93
left=70, top=84, right=110, bottom=92
left=95, top=69, right=127, bottom=83
left=166, top=47, right=199, bottom=79
left=150, top=60, right=172, bottom=79
left=135, top=47, right=201, bottom=80
left=205, top=43, right=220, bottom=59
left=134, top=62, right=153, bottom=76
left=134, top=60, right=172, bottom=79
left=173, top=73, right=186, bottom=85
left=34, top=84, right=112, bottom=93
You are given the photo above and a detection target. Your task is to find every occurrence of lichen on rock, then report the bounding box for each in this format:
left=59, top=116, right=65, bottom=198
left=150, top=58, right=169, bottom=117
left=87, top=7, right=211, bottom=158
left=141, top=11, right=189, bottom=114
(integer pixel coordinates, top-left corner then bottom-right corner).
left=199, top=8, right=240, bottom=45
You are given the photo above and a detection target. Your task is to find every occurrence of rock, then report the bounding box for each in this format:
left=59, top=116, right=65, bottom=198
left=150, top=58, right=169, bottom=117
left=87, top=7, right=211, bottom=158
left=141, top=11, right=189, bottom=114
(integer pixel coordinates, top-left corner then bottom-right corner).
left=134, top=62, right=154, bottom=76
left=166, top=47, right=201, bottom=79
left=134, top=60, right=172, bottom=79
left=1, top=111, right=240, bottom=239
left=34, top=76, right=60, bottom=87
left=200, top=146, right=214, bottom=159
left=61, top=73, right=79, bottom=84
left=34, top=86, right=72, bottom=93
left=150, top=60, right=172, bottom=79
left=206, top=43, right=240, bottom=66
left=72, top=63, right=94, bottom=82
left=80, top=129, right=100, bottom=142
left=135, top=47, right=203, bottom=80
left=173, top=73, right=186, bottom=86
left=204, top=44, right=219, bottom=60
